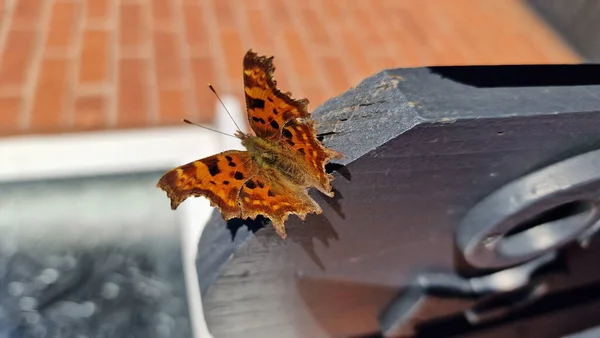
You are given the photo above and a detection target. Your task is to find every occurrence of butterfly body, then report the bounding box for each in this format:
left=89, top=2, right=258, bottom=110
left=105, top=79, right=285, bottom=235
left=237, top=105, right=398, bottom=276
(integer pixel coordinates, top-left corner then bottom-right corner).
left=238, top=131, right=313, bottom=189
left=157, top=50, right=342, bottom=239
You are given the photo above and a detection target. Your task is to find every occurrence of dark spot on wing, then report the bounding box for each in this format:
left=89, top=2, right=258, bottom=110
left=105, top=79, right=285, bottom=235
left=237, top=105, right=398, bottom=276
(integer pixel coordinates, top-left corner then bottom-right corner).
left=223, top=180, right=229, bottom=185
left=249, top=98, right=265, bottom=109
left=228, top=188, right=238, bottom=200
left=268, top=190, right=275, bottom=197
left=243, top=73, right=259, bottom=87
left=256, top=180, right=265, bottom=189
left=258, top=117, right=266, bottom=124
left=210, top=180, right=216, bottom=185
left=298, top=148, right=305, bottom=155
left=273, top=108, right=278, bottom=115
left=205, top=157, right=221, bottom=177
left=234, top=171, right=245, bottom=180
left=267, top=97, right=274, bottom=102
left=286, top=140, right=295, bottom=147
left=181, top=163, right=197, bottom=179
left=225, top=155, right=232, bottom=162
left=282, top=128, right=293, bottom=139
left=159, top=170, right=179, bottom=189
left=252, top=117, right=260, bottom=123
left=245, top=179, right=256, bottom=189
left=228, top=161, right=236, bottom=167
left=269, top=120, right=279, bottom=130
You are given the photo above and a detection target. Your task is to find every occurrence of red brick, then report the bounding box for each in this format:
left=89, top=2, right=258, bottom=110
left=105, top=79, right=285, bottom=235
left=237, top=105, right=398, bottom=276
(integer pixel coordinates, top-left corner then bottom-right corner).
left=500, top=0, right=577, bottom=62
left=321, top=0, right=342, bottom=23
left=366, top=3, right=419, bottom=66
left=390, top=9, right=436, bottom=67
left=13, top=0, right=42, bottom=23
left=153, top=30, right=182, bottom=87
left=0, top=96, right=21, bottom=134
left=410, top=3, right=469, bottom=66
left=380, top=0, right=409, bottom=10
left=373, top=56, right=398, bottom=70
left=46, top=1, right=80, bottom=48
left=118, top=58, right=148, bottom=127
left=442, top=1, right=499, bottom=64
left=245, top=9, right=272, bottom=54
left=152, top=0, right=173, bottom=24
left=301, top=10, right=330, bottom=47
left=190, top=57, right=216, bottom=122
left=74, top=95, right=107, bottom=130
left=0, top=0, right=581, bottom=137
left=321, top=57, right=349, bottom=95
left=340, top=29, right=373, bottom=82
left=268, top=56, right=293, bottom=95
left=120, top=3, right=145, bottom=48
left=220, top=28, right=244, bottom=90
left=369, top=0, right=397, bottom=31
left=30, top=59, right=68, bottom=131
left=351, top=9, right=386, bottom=58
left=470, top=1, right=540, bottom=64
left=183, top=3, right=209, bottom=50
left=242, top=0, right=264, bottom=11
left=416, top=4, right=466, bottom=65
left=300, top=84, right=327, bottom=112
left=86, top=0, right=108, bottom=20
left=158, top=89, right=187, bottom=124
left=214, top=0, right=234, bottom=27
left=284, top=28, right=315, bottom=79
left=79, top=30, right=109, bottom=84
left=0, top=30, right=36, bottom=87
left=266, top=0, right=290, bottom=26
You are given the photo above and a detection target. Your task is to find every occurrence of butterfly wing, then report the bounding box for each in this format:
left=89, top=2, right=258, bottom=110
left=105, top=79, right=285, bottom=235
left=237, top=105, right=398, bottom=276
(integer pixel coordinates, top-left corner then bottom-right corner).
left=157, top=50, right=344, bottom=239
left=281, top=119, right=343, bottom=196
left=243, top=49, right=310, bottom=140
left=243, top=49, right=343, bottom=197
left=156, top=150, right=257, bottom=220
left=238, top=173, right=322, bottom=239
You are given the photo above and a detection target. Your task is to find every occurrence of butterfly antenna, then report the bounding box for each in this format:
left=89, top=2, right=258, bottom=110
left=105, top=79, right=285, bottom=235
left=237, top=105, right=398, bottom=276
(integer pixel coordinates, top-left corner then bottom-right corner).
left=208, top=84, right=242, bottom=132
left=181, top=119, right=238, bottom=139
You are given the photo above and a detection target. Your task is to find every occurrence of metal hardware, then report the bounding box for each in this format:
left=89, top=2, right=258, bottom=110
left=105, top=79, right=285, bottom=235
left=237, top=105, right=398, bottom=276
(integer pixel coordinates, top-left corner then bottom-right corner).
left=457, top=149, right=600, bottom=269
left=379, top=252, right=555, bottom=337
left=380, top=149, right=600, bottom=337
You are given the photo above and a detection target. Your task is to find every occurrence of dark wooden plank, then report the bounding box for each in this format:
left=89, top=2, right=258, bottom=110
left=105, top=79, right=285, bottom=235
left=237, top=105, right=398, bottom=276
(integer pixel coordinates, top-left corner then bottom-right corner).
left=197, top=65, right=600, bottom=338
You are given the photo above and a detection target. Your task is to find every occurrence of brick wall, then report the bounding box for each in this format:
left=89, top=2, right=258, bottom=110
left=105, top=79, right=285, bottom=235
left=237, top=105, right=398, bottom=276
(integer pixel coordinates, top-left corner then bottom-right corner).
left=0, top=0, right=581, bottom=137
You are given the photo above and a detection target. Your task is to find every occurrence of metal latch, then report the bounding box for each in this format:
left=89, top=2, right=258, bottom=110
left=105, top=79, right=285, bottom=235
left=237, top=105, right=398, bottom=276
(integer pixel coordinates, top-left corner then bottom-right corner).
left=379, top=148, right=600, bottom=337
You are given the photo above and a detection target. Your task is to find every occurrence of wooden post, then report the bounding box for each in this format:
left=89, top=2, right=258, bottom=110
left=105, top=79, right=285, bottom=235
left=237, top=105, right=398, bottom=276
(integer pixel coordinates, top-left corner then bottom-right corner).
left=196, top=64, right=600, bottom=338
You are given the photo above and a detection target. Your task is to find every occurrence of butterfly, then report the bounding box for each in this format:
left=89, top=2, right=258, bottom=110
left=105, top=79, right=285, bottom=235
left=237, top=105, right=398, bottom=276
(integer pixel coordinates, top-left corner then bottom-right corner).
left=156, top=49, right=343, bottom=239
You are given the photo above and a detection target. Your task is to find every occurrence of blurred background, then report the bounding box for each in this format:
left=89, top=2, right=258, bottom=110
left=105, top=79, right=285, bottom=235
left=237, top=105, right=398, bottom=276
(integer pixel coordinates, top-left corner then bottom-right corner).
left=0, top=0, right=591, bottom=337
left=0, top=0, right=584, bottom=136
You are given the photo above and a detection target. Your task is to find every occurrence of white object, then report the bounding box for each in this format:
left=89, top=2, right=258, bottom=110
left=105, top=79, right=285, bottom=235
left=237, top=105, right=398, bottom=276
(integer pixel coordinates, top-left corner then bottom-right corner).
left=0, top=95, right=244, bottom=338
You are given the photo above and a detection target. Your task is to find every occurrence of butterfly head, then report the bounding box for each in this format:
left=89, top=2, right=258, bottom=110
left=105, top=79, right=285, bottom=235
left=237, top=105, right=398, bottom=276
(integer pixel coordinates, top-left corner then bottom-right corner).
left=236, top=129, right=281, bottom=161
left=235, top=130, right=262, bottom=150
left=234, top=129, right=251, bottom=141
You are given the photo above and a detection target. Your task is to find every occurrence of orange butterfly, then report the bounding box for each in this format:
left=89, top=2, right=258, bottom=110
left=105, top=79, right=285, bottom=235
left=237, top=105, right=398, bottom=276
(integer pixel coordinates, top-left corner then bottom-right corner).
left=156, top=49, right=343, bottom=239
